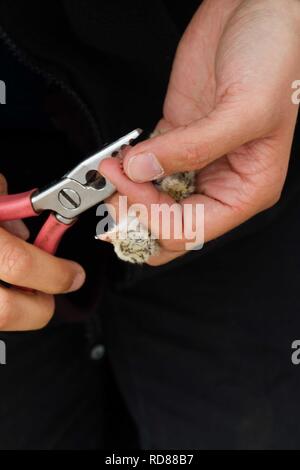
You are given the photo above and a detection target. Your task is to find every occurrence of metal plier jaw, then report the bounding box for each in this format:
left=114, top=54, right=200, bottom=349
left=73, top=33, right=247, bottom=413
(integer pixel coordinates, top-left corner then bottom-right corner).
left=0, top=129, right=142, bottom=255
left=32, top=129, right=142, bottom=223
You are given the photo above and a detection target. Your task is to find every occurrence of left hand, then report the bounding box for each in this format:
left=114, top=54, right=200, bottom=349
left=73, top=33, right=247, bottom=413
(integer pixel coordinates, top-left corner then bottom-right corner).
left=100, top=0, right=300, bottom=266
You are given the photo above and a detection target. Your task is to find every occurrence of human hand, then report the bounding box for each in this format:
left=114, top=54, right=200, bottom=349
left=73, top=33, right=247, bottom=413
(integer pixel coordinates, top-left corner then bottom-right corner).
left=0, top=174, right=86, bottom=331
left=100, top=0, right=300, bottom=265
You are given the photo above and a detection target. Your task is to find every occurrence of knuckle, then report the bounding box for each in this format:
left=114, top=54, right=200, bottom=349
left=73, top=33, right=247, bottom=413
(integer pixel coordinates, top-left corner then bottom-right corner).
left=271, top=191, right=282, bottom=206
left=184, top=141, right=202, bottom=168
left=259, top=178, right=285, bottom=211
left=184, top=140, right=212, bottom=169
left=0, top=242, right=32, bottom=284
left=0, top=290, right=12, bottom=329
left=243, top=95, right=274, bottom=133
left=262, top=191, right=282, bottom=210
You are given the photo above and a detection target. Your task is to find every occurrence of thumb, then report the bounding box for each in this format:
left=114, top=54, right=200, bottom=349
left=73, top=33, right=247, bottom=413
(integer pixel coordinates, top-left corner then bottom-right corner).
left=123, top=104, right=261, bottom=182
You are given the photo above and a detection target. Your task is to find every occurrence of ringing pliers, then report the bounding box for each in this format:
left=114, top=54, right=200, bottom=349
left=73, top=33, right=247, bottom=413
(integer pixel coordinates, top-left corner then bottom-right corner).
left=0, top=129, right=142, bottom=254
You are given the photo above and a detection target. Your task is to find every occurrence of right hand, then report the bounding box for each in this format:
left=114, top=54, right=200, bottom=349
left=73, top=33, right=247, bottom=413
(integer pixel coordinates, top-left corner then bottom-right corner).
left=101, top=0, right=300, bottom=266
left=0, top=174, right=86, bottom=331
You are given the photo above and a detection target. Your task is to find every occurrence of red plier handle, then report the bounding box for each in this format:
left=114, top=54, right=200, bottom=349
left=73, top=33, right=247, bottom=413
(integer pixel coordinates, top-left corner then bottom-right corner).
left=0, top=190, right=74, bottom=255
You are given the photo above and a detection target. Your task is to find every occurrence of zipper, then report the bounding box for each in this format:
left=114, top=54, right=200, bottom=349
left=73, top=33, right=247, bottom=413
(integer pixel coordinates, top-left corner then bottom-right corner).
left=0, top=26, right=103, bottom=148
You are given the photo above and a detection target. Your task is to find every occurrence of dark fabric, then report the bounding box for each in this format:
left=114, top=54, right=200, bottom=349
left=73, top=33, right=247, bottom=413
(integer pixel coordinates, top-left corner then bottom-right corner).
left=0, top=0, right=178, bottom=142
left=1, top=0, right=300, bottom=451
left=0, top=0, right=180, bottom=449
left=103, top=121, right=300, bottom=449
left=103, top=172, right=300, bottom=449
left=0, top=326, right=106, bottom=450
left=102, top=122, right=300, bottom=449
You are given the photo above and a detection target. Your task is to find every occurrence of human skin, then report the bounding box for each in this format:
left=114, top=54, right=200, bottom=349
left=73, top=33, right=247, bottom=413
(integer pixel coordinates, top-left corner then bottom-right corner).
left=100, top=0, right=300, bottom=265
left=0, top=174, right=86, bottom=331
left=1, top=0, right=299, bottom=331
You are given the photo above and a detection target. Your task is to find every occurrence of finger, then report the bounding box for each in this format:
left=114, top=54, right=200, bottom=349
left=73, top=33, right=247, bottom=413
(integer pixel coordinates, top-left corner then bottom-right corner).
left=100, top=158, right=190, bottom=251
left=0, top=286, right=55, bottom=331
left=122, top=102, right=268, bottom=182
left=0, top=174, right=30, bottom=240
left=1, top=221, right=30, bottom=240
left=98, top=191, right=181, bottom=265
left=0, top=227, right=86, bottom=293
left=0, top=173, right=8, bottom=193
left=151, top=119, right=173, bottom=135
left=98, top=194, right=184, bottom=265
left=100, top=157, right=257, bottom=252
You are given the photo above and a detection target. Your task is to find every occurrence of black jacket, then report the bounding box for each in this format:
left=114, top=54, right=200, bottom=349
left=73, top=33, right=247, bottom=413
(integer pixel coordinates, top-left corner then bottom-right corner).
left=1, top=0, right=300, bottom=450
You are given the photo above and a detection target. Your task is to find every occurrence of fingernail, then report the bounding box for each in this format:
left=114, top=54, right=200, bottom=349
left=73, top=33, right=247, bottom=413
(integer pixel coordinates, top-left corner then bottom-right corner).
left=126, top=153, right=164, bottom=182
left=67, top=270, right=86, bottom=293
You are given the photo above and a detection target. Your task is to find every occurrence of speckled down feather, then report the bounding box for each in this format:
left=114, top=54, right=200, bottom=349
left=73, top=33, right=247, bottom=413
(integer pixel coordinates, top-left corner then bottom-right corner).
left=104, top=130, right=196, bottom=264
